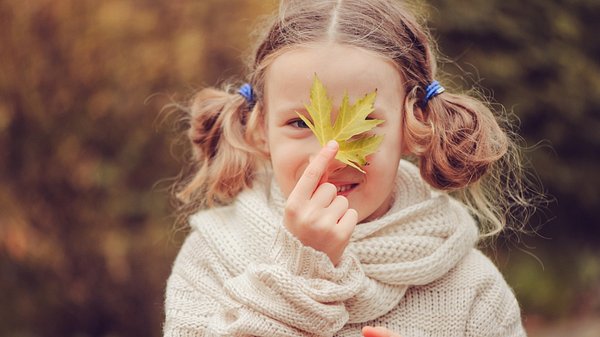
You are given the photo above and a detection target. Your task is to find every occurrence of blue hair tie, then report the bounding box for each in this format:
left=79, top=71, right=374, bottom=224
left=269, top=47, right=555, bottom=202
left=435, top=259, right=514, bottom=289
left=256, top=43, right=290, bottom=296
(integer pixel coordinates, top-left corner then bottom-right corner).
left=423, top=80, right=445, bottom=107
left=238, top=83, right=256, bottom=109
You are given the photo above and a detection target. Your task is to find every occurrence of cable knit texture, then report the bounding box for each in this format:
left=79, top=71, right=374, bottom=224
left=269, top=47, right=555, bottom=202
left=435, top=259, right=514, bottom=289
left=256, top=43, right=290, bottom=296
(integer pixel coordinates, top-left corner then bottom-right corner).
left=164, top=160, right=526, bottom=337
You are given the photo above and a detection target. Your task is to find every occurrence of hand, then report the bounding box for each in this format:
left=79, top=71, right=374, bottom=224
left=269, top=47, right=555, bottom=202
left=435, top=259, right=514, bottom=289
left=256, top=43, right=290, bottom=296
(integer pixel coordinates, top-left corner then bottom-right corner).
left=362, top=326, right=403, bottom=337
left=284, top=140, right=358, bottom=266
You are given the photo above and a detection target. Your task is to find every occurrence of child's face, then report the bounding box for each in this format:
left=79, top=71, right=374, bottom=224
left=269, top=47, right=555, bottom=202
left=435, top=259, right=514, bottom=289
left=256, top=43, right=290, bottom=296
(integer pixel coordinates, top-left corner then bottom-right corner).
left=263, top=42, right=406, bottom=222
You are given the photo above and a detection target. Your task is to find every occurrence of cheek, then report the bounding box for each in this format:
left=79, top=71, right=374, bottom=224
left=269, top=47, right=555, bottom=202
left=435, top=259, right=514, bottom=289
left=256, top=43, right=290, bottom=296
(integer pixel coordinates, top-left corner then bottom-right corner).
left=371, top=135, right=402, bottom=170
left=269, top=147, right=307, bottom=197
left=364, top=155, right=398, bottom=191
left=362, top=133, right=402, bottom=189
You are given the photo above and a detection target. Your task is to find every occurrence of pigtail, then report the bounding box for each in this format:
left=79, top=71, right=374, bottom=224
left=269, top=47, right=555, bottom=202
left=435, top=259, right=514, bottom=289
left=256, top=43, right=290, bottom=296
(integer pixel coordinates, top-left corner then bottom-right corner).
left=404, top=89, right=537, bottom=236
left=176, top=86, right=266, bottom=209
left=415, top=92, right=507, bottom=190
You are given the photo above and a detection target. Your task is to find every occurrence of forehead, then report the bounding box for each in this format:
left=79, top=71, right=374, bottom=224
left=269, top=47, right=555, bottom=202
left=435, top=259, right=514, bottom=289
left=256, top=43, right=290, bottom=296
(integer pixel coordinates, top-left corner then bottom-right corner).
left=263, top=42, right=405, bottom=116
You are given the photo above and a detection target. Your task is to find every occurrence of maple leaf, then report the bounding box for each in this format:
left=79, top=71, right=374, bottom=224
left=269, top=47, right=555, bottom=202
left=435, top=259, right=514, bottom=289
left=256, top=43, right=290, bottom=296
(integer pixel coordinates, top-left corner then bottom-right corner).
left=297, top=75, right=384, bottom=173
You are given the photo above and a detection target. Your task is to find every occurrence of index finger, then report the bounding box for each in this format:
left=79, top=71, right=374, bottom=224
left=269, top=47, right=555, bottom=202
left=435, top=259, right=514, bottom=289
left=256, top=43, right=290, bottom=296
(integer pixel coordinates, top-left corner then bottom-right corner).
left=288, top=140, right=338, bottom=201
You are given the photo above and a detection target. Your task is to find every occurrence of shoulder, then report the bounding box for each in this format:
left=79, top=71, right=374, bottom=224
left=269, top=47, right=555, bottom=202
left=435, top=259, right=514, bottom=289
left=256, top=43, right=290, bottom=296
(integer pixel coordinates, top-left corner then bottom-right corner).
left=413, top=249, right=524, bottom=335
left=170, top=204, right=242, bottom=274
left=173, top=193, right=277, bottom=275
left=168, top=205, right=248, bottom=287
left=395, top=249, right=525, bottom=337
left=442, top=249, right=525, bottom=336
left=189, top=203, right=237, bottom=231
left=428, top=249, right=520, bottom=309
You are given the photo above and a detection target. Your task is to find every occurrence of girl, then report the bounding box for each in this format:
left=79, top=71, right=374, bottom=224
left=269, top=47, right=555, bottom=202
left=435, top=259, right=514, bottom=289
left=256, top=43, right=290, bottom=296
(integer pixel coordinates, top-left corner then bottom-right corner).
left=164, top=0, right=532, bottom=336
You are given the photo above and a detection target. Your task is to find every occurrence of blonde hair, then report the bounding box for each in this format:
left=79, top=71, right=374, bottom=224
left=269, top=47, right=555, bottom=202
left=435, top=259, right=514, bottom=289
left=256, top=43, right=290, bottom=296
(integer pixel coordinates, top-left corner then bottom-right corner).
left=173, top=0, right=539, bottom=236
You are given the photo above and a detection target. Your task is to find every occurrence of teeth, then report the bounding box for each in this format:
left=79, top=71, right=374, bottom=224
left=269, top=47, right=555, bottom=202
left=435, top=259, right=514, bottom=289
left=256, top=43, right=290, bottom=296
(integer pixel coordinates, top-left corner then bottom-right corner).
left=336, top=185, right=354, bottom=193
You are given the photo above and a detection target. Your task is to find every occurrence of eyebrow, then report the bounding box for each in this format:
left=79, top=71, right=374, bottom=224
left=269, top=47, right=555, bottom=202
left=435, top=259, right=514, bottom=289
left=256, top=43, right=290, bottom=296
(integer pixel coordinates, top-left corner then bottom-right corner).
left=270, top=105, right=308, bottom=118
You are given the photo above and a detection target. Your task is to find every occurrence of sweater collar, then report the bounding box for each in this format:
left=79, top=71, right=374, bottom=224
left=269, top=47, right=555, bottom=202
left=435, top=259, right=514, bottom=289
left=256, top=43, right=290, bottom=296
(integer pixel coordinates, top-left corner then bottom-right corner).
left=233, top=160, right=479, bottom=322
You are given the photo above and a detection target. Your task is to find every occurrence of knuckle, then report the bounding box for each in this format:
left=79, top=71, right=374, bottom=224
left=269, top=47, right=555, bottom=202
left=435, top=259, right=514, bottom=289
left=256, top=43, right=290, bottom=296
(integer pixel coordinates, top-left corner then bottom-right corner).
left=305, top=167, right=320, bottom=180
left=311, top=216, right=330, bottom=230
left=326, top=226, right=342, bottom=239
left=319, top=225, right=337, bottom=239
left=346, top=210, right=359, bottom=226
left=284, top=200, right=300, bottom=216
left=335, top=195, right=349, bottom=209
left=297, top=217, right=312, bottom=231
left=321, top=182, right=337, bottom=195
left=286, top=204, right=313, bottom=227
left=311, top=217, right=335, bottom=234
left=317, top=148, right=331, bottom=161
left=333, top=230, right=350, bottom=244
left=347, top=208, right=358, bottom=219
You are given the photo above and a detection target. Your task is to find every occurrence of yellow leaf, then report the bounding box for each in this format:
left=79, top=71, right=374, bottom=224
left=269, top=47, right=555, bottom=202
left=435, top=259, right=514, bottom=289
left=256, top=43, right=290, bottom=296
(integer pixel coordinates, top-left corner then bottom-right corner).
left=297, top=74, right=384, bottom=173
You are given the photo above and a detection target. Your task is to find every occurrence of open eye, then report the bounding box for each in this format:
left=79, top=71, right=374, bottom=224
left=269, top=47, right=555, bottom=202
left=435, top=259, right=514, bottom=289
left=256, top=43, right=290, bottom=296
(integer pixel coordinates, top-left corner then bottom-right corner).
left=288, top=118, right=310, bottom=129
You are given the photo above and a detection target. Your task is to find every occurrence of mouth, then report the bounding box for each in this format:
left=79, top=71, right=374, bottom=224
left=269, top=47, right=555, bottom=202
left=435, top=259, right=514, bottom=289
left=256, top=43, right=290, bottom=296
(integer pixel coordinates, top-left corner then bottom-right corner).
left=335, top=183, right=358, bottom=196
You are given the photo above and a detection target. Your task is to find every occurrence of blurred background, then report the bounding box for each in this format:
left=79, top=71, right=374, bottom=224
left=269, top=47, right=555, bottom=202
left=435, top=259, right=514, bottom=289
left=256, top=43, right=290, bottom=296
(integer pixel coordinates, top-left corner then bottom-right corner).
left=0, top=0, right=598, bottom=336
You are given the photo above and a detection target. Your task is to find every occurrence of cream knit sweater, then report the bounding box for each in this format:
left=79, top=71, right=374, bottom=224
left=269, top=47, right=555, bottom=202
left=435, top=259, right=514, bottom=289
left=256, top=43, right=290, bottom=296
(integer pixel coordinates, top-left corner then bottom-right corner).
left=164, top=161, right=526, bottom=337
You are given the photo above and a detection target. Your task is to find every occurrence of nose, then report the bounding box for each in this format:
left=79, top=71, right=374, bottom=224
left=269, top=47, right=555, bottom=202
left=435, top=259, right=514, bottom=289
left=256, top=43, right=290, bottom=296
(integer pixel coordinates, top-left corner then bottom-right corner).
left=326, top=156, right=347, bottom=173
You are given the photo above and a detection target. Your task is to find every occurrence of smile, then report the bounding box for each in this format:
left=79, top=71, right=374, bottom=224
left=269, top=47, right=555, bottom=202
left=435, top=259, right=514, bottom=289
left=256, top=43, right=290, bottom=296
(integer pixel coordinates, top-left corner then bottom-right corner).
left=336, top=183, right=358, bottom=196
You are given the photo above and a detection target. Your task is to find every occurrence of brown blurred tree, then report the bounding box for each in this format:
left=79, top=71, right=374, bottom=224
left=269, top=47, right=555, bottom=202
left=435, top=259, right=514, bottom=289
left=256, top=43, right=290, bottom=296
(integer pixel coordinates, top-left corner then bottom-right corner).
left=0, top=1, right=274, bottom=336
left=0, top=0, right=598, bottom=336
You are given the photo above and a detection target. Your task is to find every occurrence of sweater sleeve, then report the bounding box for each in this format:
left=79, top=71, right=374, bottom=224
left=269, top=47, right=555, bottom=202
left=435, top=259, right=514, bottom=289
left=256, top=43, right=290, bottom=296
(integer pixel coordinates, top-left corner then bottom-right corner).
left=164, top=227, right=366, bottom=337
left=465, top=255, right=527, bottom=337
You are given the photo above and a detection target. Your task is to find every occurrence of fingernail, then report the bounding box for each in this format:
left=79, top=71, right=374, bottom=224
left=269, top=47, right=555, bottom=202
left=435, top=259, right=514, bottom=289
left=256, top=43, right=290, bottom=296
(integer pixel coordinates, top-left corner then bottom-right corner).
left=326, top=140, right=337, bottom=150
